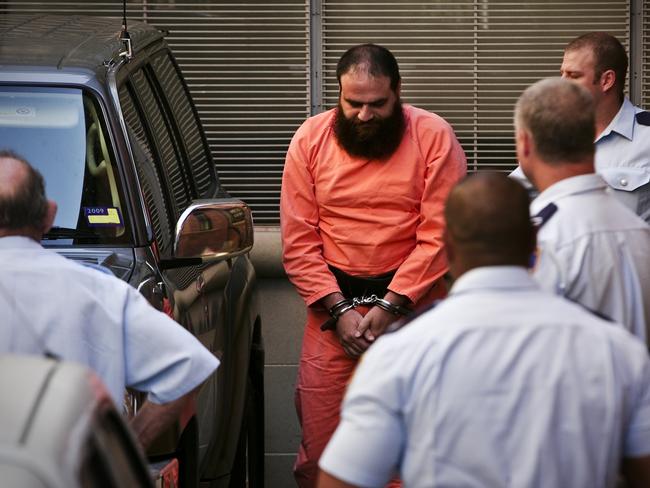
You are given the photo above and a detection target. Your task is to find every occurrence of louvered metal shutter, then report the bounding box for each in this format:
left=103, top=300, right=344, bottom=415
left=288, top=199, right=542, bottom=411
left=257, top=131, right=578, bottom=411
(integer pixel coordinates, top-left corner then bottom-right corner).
left=2, top=2, right=647, bottom=225
left=140, top=1, right=309, bottom=225
left=322, top=0, right=630, bottom=174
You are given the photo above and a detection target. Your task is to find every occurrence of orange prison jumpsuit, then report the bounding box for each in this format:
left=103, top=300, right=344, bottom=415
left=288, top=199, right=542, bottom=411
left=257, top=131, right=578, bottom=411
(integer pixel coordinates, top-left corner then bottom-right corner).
left=280, top=104, right=467, bottom=487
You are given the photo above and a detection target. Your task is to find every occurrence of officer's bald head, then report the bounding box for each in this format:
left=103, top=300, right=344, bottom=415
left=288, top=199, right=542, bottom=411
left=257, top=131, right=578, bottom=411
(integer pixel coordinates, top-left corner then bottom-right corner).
left=0, top=150, right=53, bottom=239
left=444, top=172, right=534, bottom=278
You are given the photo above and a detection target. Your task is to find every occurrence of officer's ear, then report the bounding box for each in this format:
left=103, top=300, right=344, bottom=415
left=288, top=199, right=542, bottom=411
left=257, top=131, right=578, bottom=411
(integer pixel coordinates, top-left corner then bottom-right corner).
left=40, top=200, right=57, bottom=235
left=599, top=69, right=616, bottom=94
left=516, top=128, right=531, bottom=159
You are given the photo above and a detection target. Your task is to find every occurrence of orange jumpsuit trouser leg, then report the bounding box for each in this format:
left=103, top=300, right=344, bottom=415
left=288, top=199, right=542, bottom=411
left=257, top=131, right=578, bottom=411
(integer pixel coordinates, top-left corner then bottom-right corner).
left=294, top=306, right=356, bottom=488
left=293, top=306, right=402, bottom=488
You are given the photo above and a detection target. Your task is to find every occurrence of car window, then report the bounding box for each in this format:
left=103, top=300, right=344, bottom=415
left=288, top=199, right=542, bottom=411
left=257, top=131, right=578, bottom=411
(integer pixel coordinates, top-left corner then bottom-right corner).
left=0, top=86, right=131, bottom=245
left=129, top=68, right=193, bottom=218
left=119, top=83, right=174, bottom=257
left=151, top=51, right=217, bottom=198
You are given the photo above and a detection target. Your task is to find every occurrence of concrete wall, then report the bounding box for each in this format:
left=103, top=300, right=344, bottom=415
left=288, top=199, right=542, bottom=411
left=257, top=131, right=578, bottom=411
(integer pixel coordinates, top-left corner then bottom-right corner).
left=250, top=227, right=304, bottom=487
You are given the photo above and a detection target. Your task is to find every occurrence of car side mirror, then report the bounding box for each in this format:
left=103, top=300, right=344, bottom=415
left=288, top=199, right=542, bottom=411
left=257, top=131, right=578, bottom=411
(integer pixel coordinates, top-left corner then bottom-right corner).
left=173, top=199, right=254, bottom=263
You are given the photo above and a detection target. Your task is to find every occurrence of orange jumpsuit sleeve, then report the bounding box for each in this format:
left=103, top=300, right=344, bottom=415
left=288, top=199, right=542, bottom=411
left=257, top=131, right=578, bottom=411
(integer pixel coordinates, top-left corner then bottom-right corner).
left=388, top=117, right=467, bottom=304
left=281, top=121, right=341, bottom=306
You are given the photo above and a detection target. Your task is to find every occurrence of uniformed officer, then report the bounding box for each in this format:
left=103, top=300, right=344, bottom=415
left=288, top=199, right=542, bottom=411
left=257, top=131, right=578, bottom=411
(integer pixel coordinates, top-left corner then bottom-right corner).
left=516, top=77, right=650, bottom=343
left=317, top=172, right=650, bottom=488
left=512, top=32, right=650, bottom=223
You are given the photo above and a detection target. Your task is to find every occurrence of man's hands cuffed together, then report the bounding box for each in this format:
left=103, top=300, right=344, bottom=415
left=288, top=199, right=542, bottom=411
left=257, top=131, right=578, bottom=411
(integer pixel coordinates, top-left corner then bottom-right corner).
left=321, top=291, right=409, bottom=358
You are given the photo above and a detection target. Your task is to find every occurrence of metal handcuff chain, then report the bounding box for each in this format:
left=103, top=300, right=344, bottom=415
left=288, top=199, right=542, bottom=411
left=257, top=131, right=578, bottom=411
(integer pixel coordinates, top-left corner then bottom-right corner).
left=321, top=294, right=409, bottom=331
left=352, top=294, right=379, bottom=307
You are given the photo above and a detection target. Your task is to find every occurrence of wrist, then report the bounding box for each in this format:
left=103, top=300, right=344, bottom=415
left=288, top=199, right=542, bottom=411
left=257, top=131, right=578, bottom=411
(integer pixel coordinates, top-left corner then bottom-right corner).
left=321, top=292, right=345, bottom=311
left=384, top=291, right=409, bottom=307
left=319, top=298, right=355, bottom=332
left=374, top=297, right=410, bottom=316
left=329, top=299, right=355, bottom=320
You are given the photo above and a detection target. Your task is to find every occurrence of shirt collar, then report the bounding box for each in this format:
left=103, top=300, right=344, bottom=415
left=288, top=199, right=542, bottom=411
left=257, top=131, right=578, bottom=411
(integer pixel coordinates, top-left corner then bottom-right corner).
left=0, top=235, right=43, bottom=250
left=531, top=173, right=607, bottom=215
left=449, top=266, right=538, bottom=296
left=597, top=97, right=635, bottom=142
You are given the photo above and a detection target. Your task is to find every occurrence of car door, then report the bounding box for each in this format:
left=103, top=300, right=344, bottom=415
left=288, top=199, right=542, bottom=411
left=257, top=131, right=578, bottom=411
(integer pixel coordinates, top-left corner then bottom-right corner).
left=114, top=44, right=248, bottom=480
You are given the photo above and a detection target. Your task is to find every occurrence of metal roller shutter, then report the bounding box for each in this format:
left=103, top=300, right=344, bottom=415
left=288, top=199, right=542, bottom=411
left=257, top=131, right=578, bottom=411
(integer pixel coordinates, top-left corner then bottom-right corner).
left=321, top=1, right=630, bottom=174
left=2, top=2, right=646, bottom=224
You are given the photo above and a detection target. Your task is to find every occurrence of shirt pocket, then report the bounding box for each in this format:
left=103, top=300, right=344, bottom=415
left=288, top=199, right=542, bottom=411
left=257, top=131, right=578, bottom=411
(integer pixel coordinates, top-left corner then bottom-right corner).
left=599, top=166, right=650, bottom=191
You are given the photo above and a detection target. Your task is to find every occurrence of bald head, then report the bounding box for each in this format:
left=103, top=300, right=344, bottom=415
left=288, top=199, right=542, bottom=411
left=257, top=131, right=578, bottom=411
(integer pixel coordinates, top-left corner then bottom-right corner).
left=444, top=172, right=534, bottom=277
left=0, top=150, right=51, bottom=238
left=336, top=43, right=401, bottom=91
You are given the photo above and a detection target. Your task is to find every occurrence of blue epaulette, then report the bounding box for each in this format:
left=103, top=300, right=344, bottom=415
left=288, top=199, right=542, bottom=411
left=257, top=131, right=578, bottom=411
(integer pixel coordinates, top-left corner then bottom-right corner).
left=530, top=202, right=558, bottom=230
left=384, top=299, right=441, bottom=334
left=635, top=111, right=650, bottom=126
left=529, top=203, right=558, bottom=268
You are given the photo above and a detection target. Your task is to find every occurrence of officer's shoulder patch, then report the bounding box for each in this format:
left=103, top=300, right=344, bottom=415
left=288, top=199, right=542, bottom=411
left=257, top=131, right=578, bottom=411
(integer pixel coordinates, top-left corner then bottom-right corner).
left=385, top=299, right=441, bottom=334
left=635, top=111, right=650, bottom=126
left=531, top=202, right=558, bottom=230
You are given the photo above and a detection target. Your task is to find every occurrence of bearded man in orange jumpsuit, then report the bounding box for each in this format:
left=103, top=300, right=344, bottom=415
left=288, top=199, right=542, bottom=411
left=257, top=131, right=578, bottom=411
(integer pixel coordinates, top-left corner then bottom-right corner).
left=281, top=44, right=467, bottom=487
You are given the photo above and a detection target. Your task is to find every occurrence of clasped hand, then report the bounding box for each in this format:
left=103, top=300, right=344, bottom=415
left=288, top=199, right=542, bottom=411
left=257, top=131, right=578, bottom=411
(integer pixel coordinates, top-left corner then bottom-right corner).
left=336, top=306, right=396, bottom=358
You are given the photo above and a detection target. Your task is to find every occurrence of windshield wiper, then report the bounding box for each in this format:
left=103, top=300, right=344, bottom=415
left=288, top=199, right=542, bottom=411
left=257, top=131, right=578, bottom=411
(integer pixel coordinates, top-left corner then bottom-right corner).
left=43, top=226, right=99, bottom=240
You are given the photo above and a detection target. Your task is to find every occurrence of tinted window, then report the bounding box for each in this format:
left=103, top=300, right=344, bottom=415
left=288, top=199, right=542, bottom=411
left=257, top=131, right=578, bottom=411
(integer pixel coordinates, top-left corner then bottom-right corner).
left=130, top=68, right=192, bottom=218
left=151, top=51, right=216, bottom=197
left=119, top=83, right=173, bottom=257
left=0, top=86, right=131, bottom=245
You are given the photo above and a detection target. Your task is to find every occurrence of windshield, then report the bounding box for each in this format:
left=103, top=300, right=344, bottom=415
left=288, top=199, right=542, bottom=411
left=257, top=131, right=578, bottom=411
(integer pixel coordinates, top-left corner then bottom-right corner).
left=0, top=86, right=130, bottom=245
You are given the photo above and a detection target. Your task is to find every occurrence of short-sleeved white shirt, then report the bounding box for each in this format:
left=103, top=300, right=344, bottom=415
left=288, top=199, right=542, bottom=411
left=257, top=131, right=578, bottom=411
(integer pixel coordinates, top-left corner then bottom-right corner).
left=531, top=173, right=650, bottom=343
left=511, top=98, right=650, bottom=223
left=595, top=98, right=650, bottom=222
left=320, top=267, right=650, bottom=488
left=0, top=236, right=219, bottom=406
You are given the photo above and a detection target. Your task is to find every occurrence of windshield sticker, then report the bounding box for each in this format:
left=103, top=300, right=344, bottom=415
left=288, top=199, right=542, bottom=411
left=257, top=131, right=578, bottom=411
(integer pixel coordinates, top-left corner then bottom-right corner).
left=84, top=207, right=123, bottom=227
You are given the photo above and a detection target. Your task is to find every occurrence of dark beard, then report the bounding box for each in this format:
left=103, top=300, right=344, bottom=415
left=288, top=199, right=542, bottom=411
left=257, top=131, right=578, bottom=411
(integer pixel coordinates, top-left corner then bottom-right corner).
left=333, top=100, right=406, bottom=160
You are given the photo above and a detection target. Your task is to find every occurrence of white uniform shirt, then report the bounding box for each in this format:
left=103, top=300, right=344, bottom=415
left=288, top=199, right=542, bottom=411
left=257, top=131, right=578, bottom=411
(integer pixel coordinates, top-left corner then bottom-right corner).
left=511, top=98, right=650, bottom=223
left=596, top=98, right=650, bottom=222
left=0, top=236, right=219, bottom=406
left=319, top=267, right=650, bottom=488
left=531, top=174, right=650, bottom=342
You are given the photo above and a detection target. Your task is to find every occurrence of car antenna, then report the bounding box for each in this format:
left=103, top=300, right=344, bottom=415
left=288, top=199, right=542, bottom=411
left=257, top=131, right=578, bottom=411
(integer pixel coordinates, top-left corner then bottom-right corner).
left=119, top=0, right=133, bottom=60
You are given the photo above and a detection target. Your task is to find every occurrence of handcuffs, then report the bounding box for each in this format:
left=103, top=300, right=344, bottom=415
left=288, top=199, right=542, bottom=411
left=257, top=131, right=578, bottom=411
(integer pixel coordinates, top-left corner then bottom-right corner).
left=320, top=294, right=411, bottom=331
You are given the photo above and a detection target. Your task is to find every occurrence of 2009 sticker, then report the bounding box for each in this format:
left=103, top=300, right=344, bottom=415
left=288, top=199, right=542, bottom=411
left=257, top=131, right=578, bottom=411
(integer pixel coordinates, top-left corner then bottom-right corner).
left=83, top=207, right=123, bottom=227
